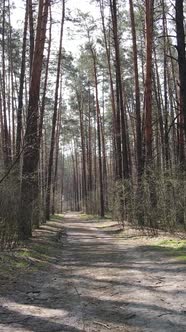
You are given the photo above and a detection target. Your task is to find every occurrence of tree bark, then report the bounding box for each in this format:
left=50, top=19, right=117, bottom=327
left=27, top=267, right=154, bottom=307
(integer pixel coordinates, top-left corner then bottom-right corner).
left=19, top=0, right=49, bottom=240
left=175, top=0, right=186, bottom=166
left=110, top=0, right=129, bottom=179
left=16, top=0, right=29, bottom=157
left=144, top=0, right=154, bottom=165
left=28, top=0, right=35, bottom=76
left=46, top=0, right=65, bottom=220
left=91, top=46, right=105, bottom=217
left=2, top=0, right=11, bottom=167
left=129, top=0, right=142, bottom=179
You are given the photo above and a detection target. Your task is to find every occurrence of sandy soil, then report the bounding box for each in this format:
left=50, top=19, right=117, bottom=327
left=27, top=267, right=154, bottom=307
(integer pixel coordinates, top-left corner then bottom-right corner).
left=0, top=212, right=186, bottom=332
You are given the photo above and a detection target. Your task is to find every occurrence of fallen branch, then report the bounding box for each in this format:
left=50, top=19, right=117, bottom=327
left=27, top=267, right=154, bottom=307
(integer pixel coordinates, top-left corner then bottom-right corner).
left=94, top=321, right=111, bottom=329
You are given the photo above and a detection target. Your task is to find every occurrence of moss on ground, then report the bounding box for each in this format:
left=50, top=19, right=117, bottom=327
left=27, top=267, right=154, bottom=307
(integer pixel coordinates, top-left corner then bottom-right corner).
left=151, top=239, right=186, bottom=262
left=0, top=215, right=64, bottom=283
left=51, top=214, right=64, bottom=221
left=0, top=244, right=55, bottom=282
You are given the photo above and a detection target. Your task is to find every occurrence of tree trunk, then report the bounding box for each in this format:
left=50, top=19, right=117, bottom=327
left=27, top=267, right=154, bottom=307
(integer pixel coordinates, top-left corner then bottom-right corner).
left=38, top=6, right=52, bottom=146
left=100, top=0, right=119, bottom=179
left=28, top=0, right=35, bottom=76
left=2, top=0, right=11, bottom=167
left=77, top=91, right=87, bottom=212
left=110, top=0, right=129, bottom=179
left=144, top=0, right=154, bottom=165
left=175, top=0, right=186, bottom=166
left=19, top=0, right=49, bottom=240
left=91, top=47, right=105, bottom=217
left=129, top=0, right=142, bottom=179
left=46, top=0, right=65, bottom=220
left=16, top=0, right=28, bottom=157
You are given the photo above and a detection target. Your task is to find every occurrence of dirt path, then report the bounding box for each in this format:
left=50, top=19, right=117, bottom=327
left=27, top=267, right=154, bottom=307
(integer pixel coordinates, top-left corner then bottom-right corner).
left=0, top=212, right=186, bottom=332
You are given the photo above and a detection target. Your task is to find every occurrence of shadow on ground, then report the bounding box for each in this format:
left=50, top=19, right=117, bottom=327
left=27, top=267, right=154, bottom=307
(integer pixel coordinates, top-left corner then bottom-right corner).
left=0, top=213, right=186, bottom=332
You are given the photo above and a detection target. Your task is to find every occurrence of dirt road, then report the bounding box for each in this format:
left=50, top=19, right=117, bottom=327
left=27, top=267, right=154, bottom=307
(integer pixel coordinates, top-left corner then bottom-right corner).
left=0, top=213, right=186, bottom=331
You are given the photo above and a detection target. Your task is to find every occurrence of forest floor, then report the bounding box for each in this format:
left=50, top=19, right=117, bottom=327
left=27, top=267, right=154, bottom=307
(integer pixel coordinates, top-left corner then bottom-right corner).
left=0, top=212, right=186, bottom=332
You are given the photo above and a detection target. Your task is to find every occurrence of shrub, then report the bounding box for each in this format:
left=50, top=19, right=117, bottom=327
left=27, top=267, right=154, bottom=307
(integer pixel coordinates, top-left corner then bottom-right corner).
left=110, top=168, right=186, bottom=232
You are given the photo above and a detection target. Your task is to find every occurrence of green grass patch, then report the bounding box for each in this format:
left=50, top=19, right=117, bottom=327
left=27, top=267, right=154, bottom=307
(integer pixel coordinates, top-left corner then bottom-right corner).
left=0, top=253, right=31, bottom=281
left=19, top=241, right=59, bottom=266
left=0, top=240, right=59, bottom=282
left=155, top=239, right=186, bottom=249
left=0, top=216, right=65, bottom=285
left=80, top=213, right=99, bottom=220
left=80, top=213, right=111, bottom=221
left=152, top=239, right=186, bottom=262
left=50, top=214, right=64, bottom=221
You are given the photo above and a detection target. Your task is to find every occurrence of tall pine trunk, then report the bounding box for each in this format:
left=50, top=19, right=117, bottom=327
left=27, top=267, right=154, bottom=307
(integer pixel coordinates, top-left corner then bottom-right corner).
left=91, top=47, right=105, bottom=217
left=175, top=0, right=186, bottom=166
left=46, top=0, right=65, bottom=220
left=144, top=0, right=154, bottom=166
left=110, top=0, right=129, bottom=179
left=16, top=0, right=28, bottom=157
left=129, top=0, right=142, bottom=179
left=19, top=0, right=49, bottom=239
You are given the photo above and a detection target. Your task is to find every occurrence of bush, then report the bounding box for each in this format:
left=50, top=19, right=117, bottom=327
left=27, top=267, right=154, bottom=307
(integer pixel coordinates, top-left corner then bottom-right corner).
left=0, top=176, right=20, bottom=248
left=111, top=168, right=186, bottom=232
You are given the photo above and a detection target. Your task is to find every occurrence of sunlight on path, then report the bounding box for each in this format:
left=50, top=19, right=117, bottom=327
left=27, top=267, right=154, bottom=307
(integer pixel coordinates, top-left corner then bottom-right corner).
left=0, top=212, right=186, bottom=332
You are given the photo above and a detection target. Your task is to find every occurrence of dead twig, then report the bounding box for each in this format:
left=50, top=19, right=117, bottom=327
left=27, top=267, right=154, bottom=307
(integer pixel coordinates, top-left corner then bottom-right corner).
left=94, top=321, right=111, bottom=329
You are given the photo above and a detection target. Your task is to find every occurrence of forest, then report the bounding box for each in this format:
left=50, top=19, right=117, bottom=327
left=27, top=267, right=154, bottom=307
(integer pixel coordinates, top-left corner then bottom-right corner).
left=0, top=0, right=186, bottom=331
left=0, top=0, right=186, bottom=242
